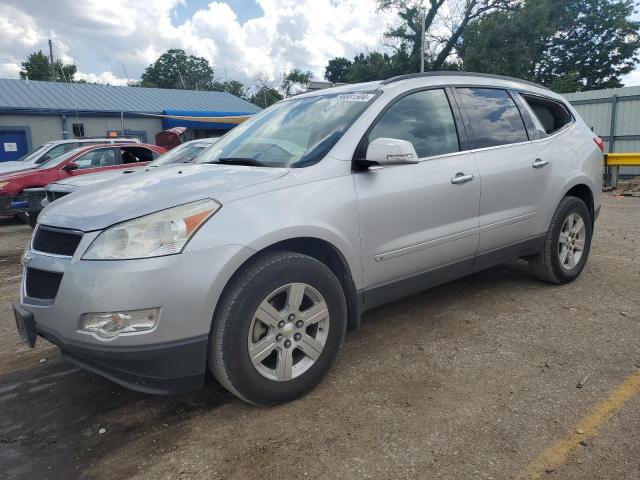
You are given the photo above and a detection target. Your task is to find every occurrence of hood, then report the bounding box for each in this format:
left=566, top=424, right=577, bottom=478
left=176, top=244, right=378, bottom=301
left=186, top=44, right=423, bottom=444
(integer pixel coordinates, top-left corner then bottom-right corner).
left=0, top=161, right=37, bottom=175
left=39, top=163, right=289, bottom=231
left=52, top=166, right=148, bottom=190
left=0, top=166, right=43, bottom=182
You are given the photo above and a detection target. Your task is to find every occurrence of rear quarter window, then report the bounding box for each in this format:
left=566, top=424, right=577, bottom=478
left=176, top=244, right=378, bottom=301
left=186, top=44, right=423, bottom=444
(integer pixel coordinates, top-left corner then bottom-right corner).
left=456, top=88, right=529, bottom=149
left=521, top=94, right=573, bottom=135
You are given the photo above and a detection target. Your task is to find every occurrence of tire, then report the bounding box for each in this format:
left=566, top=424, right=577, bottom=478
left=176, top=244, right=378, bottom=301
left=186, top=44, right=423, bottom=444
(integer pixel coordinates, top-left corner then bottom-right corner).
left=209, top=251, right=347, bottom=406
left=528, top=196, right=593, bottom=284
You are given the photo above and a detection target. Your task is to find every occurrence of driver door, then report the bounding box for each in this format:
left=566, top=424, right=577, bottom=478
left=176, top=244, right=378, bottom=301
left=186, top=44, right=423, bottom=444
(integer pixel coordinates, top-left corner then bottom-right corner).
left=354, top=88, right=480, bottom=305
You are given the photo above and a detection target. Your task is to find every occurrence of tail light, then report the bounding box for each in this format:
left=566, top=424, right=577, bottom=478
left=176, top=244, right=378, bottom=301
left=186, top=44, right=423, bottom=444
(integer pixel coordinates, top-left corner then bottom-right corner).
left=594, top=137, right=605, bottom=152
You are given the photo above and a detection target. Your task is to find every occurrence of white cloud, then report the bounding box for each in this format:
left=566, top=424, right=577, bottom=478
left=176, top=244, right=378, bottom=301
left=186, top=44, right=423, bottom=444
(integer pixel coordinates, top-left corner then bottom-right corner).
left=622, top=69, right=640, bottom=87
left=1, top=0, right=637, bottom=90
left=0, top=0, right=395, bottom=87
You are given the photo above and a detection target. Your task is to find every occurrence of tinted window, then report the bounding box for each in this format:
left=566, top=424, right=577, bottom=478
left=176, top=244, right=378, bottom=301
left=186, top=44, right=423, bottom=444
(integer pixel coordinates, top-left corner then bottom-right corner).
left=456, top=88, right=528, bottom=149
left=73, top=148, right=117, bottom=169
left=368, top=89, right=459, bottom=158
left=121, top=147, right=154, bottom=163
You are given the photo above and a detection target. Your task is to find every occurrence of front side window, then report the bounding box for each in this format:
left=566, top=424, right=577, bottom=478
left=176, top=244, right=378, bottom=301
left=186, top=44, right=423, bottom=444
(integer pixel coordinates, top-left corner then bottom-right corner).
left=73, top=148, right=117, bottom=169
left=456, top=88, right=528, bottom=149
left=366, top=89, right=460, bottom=158
left=195, top=92, right=378, bottom=168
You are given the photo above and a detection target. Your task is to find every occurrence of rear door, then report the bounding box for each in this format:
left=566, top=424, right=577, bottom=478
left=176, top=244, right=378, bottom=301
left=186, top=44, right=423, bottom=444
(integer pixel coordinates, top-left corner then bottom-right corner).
left=454, top=87, right=552, bottom=254
left=354, top=88, right=480, bottom=300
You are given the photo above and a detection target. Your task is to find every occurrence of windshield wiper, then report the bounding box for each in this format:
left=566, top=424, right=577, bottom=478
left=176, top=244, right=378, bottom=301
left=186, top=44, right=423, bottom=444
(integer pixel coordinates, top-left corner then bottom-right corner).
left=213, top=157, right=266, bottom=167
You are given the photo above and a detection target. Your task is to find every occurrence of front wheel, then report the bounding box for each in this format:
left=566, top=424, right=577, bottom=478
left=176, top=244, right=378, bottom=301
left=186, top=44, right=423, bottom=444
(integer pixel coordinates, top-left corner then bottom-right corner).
left=528, top=196, right=593, bottom=284
left=209, top=251, right=347, bottom=406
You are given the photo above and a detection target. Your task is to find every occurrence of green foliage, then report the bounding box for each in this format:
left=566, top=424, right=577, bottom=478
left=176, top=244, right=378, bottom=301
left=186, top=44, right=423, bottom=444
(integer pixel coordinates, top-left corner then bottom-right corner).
left=282, top=68, right=314, bottom=96
left=140, top=49, right=215, bottom=90
left=463, top=0, right=640, bottom=92
left=19, top=51, right=77, bottom=82
left=212, top=80, right=248, bottom=98
left=324, top=57, right=352, bottom=83
left=249, top=86, right=284, bottom=108
left=323, top=0, right=510, bottom=83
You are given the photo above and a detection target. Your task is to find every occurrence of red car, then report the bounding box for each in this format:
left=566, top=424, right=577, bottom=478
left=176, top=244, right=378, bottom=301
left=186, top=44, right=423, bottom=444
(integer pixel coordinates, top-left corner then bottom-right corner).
left=0, top=143, right=166, bottom=216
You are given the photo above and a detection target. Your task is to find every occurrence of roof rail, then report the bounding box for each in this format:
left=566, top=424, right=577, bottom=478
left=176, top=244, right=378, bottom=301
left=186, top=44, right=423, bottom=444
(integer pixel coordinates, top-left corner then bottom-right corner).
left=379, top=71, right=550, bottom=91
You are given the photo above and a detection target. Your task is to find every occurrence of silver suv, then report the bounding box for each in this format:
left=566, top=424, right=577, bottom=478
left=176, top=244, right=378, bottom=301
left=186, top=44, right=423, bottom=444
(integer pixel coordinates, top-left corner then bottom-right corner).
left=13, top=73, right=603, bottom=406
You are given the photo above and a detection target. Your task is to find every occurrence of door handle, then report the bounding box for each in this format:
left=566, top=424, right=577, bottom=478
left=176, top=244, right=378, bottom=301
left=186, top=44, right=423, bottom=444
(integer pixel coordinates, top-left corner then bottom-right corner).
left=451, top=172, right=474, bottom=185
left=532, top=158, right=549, bottom=169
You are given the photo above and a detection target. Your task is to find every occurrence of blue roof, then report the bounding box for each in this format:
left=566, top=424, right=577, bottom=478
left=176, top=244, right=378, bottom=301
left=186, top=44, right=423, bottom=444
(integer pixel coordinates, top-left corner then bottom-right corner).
left=0, top=78, right=261, bottom=114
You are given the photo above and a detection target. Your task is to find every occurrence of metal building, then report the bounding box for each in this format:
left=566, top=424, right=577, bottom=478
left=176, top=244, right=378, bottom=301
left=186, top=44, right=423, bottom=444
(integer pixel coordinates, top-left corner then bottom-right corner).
left=0, top=79, right=261, bottom=162
left=564, top=86, right=640, bottom=176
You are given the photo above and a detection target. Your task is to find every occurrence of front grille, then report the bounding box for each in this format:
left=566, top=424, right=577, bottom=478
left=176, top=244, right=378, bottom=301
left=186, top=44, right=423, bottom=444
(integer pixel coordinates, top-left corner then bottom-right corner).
left=26, top=268, right=63, bottom=300
left=33, top=226, right=82, bottom=257
left=46, top=191, right=70, bottom=203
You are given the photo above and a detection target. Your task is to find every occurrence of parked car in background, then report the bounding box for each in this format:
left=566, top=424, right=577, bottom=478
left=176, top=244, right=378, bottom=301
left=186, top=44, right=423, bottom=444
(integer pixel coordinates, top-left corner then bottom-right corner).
left=0, top=137, right=142, bottom=175
left=13, top=73, right=602, bottom=406
left=0, top=143, right=165, bottom=219
left=42, top=138, right=219, bottom=208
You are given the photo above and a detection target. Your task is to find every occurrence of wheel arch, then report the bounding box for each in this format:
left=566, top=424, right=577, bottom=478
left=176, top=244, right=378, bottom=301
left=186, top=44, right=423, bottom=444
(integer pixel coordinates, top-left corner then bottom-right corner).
left=215, top=236, right=361, bottom=332
left=564, top=183, right=594, bottom=223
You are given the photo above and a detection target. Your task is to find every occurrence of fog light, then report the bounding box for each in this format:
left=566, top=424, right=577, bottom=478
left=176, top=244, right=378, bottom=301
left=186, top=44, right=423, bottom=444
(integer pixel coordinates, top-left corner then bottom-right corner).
left=79, top=308, right=160, bottom=340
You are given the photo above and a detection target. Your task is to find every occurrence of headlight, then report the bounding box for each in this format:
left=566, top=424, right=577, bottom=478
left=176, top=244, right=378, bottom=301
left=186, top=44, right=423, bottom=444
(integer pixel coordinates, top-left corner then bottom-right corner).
left=83, top=199, right=220, bottom=260
left=0, top=181, right=9, bottom=190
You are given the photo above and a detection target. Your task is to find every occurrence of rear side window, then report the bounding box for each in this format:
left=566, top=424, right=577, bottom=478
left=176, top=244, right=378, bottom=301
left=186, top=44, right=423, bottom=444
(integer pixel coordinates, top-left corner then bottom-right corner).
left=456, top=88, right=528, bottom=149
left=121, top=147, right=154, bottom=163
left=521, top=94, right=573, bottom=135
left=368, top=89, right=459, bottom=158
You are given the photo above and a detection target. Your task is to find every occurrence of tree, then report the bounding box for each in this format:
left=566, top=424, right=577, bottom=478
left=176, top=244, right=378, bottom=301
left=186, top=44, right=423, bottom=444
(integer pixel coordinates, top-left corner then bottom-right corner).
left=463, top=0, right=640, bottom=92
left=282, top=68, right=314, bottom=96
left=378, top=0, right=515, bottom=71
left=537, top=0, right=639, bottom=91
left=324, top=57, right=352, bottom=83
left=141, top=49, right=214, bottom=90
left=212, top=80, right=247, bottom=98
left=322, top=0, right=512, bottom=83
left=19, top=51, right=77, bottom=82
left=249, top=85, right=283, bottom=108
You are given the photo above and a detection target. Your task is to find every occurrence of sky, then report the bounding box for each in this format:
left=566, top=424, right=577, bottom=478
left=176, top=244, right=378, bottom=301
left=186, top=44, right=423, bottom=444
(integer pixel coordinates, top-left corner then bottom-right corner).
left=0, top=0, right=638, bottom=89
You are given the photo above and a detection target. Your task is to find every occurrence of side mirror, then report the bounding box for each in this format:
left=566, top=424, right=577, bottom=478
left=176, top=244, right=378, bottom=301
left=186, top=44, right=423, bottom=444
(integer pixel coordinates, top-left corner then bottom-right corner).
left=62, top=162, right=79, bottom=171
left=365, top=137, right=419, bottom=166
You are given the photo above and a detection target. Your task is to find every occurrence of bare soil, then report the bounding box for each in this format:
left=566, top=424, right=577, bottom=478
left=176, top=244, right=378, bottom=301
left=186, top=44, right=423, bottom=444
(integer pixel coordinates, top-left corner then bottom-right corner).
left=1, top=194, right=639, bottom=480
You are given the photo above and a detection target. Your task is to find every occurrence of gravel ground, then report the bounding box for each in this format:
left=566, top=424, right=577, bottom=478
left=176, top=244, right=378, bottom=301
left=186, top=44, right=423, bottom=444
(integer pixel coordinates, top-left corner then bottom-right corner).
left=1, top=193, right=639, bottom=480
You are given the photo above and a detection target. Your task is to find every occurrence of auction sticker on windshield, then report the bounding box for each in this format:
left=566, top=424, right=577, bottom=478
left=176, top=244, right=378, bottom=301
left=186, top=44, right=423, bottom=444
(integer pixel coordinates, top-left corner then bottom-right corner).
left=337, top=93, right=375, bottom=102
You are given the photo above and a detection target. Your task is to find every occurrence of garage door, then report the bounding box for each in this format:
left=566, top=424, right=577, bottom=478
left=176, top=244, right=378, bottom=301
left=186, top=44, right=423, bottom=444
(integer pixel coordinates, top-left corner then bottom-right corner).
left=0, top=130, right=28, bottom=162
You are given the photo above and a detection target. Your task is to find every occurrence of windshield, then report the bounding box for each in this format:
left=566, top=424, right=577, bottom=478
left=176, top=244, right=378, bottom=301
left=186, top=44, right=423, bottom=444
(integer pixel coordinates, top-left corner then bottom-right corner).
left=14, top=144, right=51, bottom=165
left=195, top=92, right=378, bottom=168
left=149, top=140, right=217, bottom=166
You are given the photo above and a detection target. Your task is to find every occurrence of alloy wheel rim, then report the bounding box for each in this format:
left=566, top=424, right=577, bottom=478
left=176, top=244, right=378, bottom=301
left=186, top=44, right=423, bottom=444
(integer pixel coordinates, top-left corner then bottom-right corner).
left=247, top=283, right=329, bottom=381
left=558, top=212, right=586, bottom=270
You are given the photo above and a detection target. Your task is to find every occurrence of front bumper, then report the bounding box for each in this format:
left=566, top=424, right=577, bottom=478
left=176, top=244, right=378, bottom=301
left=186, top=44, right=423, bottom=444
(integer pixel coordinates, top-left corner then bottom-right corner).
left=18, top=241, right=255, bottom=394
left=0, top=193, right=13, bottom=216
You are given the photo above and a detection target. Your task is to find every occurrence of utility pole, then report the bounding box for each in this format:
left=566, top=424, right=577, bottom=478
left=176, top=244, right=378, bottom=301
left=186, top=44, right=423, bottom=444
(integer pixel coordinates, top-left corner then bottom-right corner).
left=420, top=9, right=426, bottom=73
left=48, top=39, right=56, bottom=82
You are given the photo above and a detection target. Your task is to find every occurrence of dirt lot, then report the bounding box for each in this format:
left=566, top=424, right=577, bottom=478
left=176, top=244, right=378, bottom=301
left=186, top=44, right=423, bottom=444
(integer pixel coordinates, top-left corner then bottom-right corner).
left=1, top=193, right=640, bottom=480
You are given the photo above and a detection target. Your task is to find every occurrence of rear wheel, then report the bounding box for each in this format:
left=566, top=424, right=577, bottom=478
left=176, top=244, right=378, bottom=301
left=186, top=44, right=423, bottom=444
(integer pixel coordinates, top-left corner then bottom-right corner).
left=528, top=196, right=592, bottom=284
left=209, top=251, right=347, bottom=406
